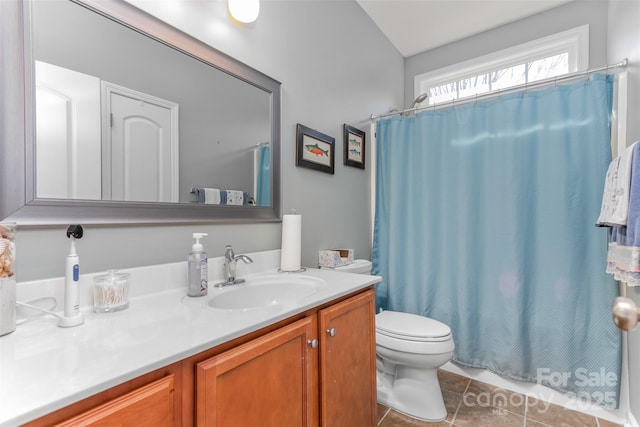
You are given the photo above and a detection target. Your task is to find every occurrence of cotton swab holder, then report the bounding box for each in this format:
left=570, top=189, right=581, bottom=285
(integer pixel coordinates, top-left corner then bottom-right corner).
left=93, top=269, right=130, bottom=313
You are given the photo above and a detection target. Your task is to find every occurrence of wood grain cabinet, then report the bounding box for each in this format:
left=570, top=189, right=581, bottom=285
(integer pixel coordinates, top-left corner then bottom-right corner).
left=54, top=375, right=175, bottom=427
left=24, top=367, right=180, bottom=427
left=195, top=289, right=376, bottom=427
left=196, top=317, right=318, bottom=427
left=318, top=290, right=377, bottom=427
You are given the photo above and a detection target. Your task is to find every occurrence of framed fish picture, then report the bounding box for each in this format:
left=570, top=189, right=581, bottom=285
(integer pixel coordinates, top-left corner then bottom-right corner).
left=296, top=123, right=335, bottom=174
left=343, top=124, right=365, bottom=169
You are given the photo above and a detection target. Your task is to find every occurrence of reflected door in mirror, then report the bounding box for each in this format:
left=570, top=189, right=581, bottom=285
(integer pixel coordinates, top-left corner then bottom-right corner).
left=103, top=84, right=179, bottom=203
left=35, top=61, right=102, bottom=200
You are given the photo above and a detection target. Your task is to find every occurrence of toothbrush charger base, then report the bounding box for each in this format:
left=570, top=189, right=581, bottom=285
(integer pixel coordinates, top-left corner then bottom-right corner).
left=58, top=313, right=84, bottom=328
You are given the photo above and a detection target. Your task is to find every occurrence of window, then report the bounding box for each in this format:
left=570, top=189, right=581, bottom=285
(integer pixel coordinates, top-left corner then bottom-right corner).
left=414, top=25, right=588, bottom=106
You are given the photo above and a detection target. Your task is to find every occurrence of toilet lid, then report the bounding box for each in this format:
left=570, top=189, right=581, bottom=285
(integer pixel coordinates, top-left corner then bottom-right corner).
left=376, top=310, right=451, bottom=341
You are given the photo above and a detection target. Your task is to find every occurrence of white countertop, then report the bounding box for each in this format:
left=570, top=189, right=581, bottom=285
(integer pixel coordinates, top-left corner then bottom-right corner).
left=0, top=253, right=380, bottom=426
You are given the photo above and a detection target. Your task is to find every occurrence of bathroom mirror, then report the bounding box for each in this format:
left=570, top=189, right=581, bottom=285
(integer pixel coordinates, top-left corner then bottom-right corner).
left=0, top=0, right=281, bottom=225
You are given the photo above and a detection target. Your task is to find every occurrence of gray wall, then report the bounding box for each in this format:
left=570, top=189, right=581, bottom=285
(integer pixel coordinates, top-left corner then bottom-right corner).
left=607, top=0, right=640, bottom=421
left=404, top=0, right=609, bottom=105
left=12, top=0, right=404, bottom=281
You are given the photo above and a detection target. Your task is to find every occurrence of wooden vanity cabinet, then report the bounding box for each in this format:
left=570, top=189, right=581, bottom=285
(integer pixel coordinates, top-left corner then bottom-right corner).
left=195, top=317, right=318, bottom=427
left=23, top=364, right=181, bottom=427
left=318, top=289, right=377, bottom=427
left=195, top=288, right=376, bottom=427
left=54, top=375, right=175, bottom=427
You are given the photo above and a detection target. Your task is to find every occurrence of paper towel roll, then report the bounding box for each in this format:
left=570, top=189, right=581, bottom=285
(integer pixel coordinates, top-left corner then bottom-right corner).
left=281, top=214, right=301, bottom=271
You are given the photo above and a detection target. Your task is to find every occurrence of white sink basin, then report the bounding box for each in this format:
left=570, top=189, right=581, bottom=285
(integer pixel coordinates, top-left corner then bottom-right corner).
left=208, top=274, right=324, bottom=311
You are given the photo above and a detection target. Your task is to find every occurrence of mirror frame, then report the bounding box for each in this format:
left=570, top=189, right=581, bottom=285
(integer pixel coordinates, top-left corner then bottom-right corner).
left=0, top=0, right=281, bottom=226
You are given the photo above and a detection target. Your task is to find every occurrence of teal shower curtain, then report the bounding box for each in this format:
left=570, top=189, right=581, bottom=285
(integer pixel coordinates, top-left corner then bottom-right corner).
left=372, top=74, right=621, bottom=406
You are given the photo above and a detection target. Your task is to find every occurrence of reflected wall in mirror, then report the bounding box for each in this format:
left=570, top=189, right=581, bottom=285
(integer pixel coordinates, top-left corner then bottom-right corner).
left=33, top=0, right=272, bottom=206
left=0, top=0, right=281, bottom=225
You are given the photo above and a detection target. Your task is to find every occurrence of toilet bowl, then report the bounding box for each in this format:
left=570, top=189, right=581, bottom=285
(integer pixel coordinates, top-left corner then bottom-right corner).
left=376, top=310, right=454, bottom=421
left=332, top=260, right=455, bottom=422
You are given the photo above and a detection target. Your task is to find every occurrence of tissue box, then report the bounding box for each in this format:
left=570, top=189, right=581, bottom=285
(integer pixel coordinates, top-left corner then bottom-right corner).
left=318, top=249, right=354, bottom=268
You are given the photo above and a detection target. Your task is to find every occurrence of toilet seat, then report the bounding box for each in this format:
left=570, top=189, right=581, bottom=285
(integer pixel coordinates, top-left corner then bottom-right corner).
left=376, top=310, right=452, bottom=342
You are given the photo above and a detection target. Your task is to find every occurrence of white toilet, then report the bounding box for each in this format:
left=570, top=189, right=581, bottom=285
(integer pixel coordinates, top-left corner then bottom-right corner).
left=333, top=259, right=455, bottom=422
left=376, top=310, right=454, bottom=421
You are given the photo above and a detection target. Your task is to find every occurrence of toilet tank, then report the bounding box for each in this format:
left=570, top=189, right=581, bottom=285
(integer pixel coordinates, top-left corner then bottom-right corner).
left=333, top=259, right=372, bottom=274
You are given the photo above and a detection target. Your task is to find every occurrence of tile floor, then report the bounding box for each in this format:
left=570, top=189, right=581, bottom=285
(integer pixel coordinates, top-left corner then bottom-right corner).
left=376, top=370, right=623, bottom=427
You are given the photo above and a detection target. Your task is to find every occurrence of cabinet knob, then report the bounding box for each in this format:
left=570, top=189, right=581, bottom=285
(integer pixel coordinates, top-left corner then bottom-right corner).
left=326, top=328, right=337, bottom=337
left=307, top=339, right=319, bottom=348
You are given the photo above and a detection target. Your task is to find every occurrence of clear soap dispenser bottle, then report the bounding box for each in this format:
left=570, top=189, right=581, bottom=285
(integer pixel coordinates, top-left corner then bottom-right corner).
left=188, top=233, right=208, bottom=297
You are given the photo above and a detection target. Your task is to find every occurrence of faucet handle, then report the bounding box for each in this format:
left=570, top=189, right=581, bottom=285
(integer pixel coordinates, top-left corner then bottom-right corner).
left=224, top=245, right=235, bottom=260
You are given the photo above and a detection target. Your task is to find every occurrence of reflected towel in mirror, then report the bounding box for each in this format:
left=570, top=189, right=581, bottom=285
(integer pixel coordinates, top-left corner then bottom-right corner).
left=195, top=188, right=249, bottom=205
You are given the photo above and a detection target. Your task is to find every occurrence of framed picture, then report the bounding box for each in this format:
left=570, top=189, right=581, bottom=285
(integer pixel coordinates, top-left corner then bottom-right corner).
left=296, top=123, right=335, bottom=174
left=343, top=124, right=365, bottom=169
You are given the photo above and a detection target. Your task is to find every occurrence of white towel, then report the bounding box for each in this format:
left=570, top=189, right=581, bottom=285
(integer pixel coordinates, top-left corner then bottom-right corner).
left=226, top=190, right=244, bottom=205
left=204, top=188, right=221, bottom=204
left=607, top=241, right=640, bottom=283
left=596, top=142, right=636, bottom=227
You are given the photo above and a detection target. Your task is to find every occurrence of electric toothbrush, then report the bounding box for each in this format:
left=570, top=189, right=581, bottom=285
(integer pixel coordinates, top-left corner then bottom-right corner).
left=58, top=224, right=84, bottom=328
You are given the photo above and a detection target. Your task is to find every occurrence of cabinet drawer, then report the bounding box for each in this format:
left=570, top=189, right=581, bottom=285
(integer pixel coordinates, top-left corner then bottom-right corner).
left=54, top=375, right=175, bottom=427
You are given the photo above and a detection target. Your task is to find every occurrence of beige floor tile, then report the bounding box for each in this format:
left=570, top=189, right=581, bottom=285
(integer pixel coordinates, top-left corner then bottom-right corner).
left=379, top=409, right=450, bottom=427
left=527, top=418, right=552, bottom=426
left=442, top=388, right=462, bottom=422
left=452, top=399, right=525, bottom=427
left=597, top=418, right=623, bottom=427
left=438, top=369, right=471, bottom=395
left=526, top=396, right=598, bottom=427
left=464, top=379, right=527, bottom=416
left=378, top=403, right=390, bottom=423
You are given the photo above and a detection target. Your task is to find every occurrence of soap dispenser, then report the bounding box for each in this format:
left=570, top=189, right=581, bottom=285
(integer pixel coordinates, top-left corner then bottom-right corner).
left=188, top=233, right=208, bottom=297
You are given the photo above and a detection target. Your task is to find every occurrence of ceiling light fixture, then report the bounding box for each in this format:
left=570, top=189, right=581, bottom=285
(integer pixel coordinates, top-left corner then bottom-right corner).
left=228, top=0, right=260, bottom=24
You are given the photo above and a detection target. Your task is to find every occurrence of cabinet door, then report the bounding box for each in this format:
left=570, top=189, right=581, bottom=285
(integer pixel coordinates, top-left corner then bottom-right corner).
left=196, top=316, right=317, bottom=427
left=54, top=375, right=174, bottom=427
left=318, top=289, right=376, bottom=427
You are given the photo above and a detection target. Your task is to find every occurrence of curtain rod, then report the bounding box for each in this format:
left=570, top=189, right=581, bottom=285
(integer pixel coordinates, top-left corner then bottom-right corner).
left=370, top=58, right=628, bottom=121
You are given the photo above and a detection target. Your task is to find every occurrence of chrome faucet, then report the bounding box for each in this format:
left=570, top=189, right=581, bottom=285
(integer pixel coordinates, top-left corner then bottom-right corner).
left=216, top=245, right=253, bottom=287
